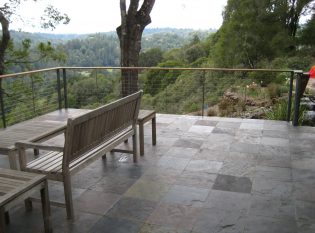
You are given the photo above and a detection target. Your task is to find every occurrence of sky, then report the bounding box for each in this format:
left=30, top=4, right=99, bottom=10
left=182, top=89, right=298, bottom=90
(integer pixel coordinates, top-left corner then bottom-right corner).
left=8, top=0, right=228, bottom=34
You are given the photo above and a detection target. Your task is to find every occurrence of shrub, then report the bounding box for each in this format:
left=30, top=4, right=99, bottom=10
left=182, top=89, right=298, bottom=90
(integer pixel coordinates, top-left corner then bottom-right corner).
left=265, top=100, right=306, bottom=125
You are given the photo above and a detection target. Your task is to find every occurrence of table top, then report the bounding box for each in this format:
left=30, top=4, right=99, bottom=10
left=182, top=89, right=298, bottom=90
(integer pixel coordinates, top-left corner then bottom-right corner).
left=0, top=168, right=46, bottom=206
left=0, top=108, right=90, bottom=152
left=138, top=109, right=156, bottom=122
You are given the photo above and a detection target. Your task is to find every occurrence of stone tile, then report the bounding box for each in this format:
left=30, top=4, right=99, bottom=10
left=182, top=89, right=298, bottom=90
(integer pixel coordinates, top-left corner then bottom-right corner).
left=297, top=222, right=315, bottom=233
left=254, top=166, right=292, bottom=182
left=234, top=134, right=262, bottom=144
left=44, top=181, right=85, bottom=203
left=106, top=197, right=157, bottom=221
left=124, top=179, right=170, bottom=202
left=219, top=161, right=256, bottom=178
left=157, top=156, right=190, bottom=171
left=295, top=200, right=315, bottom=224
left=252, top=178, right=292, bottom=199
left=173, top=138, right=204, bottom=149
left=90, top=175, right=137, bottom=195
left=74, top=190, right=120, bottom=215
left=257, top=153, right=291, bottom=168
left=193, top=207, right=246, bottom=233
left=292, top=159, right=315, bottom=171
left=147, top=203, right=200, bottom=230
left=240, top=123, right=264, bottom=130
left=185, top=160, right=223, bottom=173
left=230, top=142, right=260, bottom=154
left=212, top=127, right=237, bottom=136
left=261, top=137, right=290, bottom=147
left=51, top=208, right=102, bottom=233
left=212, top=174, right=252, bottom=194
left=244, top=216, right=297, bottom=233
left=249, top=195, right=295, bottom=221
left=175, top=170, right=217, bottom=189
left=225, top=151, right=258, bottom=163
left=142, top=167, right=181, bottom=184
left=90, top=216, right=142, bottom=233
left=114, top=163, right=147, bottom=179
left=164, top=147, right=199, bottom=159
left=263, top=123, right=290, bottom=131
left=204, top=190, right=251, bottom=213
left=259, top=145, right=290, bottom=157
left=71, top=168, right=104, bottom=189
left=263, top=130, right=289, bottom=139
left=162, top=185, right=210, bottom=207
left=193, top=148, right=227, bottom=161
left=188, top=125, right=214, bottom=135
left=139, top=223, right=191, bottom=233
left=217, top=121, right=241, bottom=129
left=194, top=119, right=218, bottom=126
left=293, top=182, right=315, bottom=202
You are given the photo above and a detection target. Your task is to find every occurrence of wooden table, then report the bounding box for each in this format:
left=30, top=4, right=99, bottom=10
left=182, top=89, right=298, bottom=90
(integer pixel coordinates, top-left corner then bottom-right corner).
left=0, top=168, right=51, bottom=233
left=0, top=109, right=90, bottom=169
left=137, top=110, right=156, bottom=156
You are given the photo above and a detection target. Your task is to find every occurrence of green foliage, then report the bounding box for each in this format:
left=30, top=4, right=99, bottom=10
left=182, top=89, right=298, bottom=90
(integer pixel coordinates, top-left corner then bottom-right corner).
left=265, top=100, right=306, bottom=125
left=139, top=48, right=163, bottom=67
left=144, top=60, right=185, bottom=96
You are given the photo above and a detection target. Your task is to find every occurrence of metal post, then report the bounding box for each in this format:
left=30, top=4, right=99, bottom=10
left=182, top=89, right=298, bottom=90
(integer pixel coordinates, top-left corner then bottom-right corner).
left=0, top=79, right=6, bottom=128
left=286, top=71, right=294, bottom=122
left=62, top=68, right=68, bottom=109
left=31, top=76, right=36, bottom=115
left=56, top=69, right=62, bottom=110
left=293, top=72, right=302, bottom=126
left=201, top=71, right=205, bottom=117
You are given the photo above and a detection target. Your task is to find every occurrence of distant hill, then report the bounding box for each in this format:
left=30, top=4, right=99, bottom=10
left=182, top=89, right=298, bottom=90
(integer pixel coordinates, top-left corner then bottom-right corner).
left=7, top=28, right=217, bottom=69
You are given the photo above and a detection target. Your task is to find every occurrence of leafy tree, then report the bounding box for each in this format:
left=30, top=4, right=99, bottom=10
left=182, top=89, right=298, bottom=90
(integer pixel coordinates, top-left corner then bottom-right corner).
left=0, top=1, right=69, bottom=75
left=139, top=48, right=163, bottom=67
left=117, top=0, right=155, bottom=96
left=212, top=0, right=315, bottom=68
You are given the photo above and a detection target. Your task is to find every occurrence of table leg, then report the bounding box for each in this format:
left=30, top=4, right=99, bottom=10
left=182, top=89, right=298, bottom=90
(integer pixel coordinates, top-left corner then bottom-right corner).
left=139, top=122, right=144, bottom=156
left=152, top=116, right=156, bottom=146
left=0, top=206, right=6, bottom=233
left=8, top=151, right=18, bottom=170
left=40, top=180, right=52, bottom=233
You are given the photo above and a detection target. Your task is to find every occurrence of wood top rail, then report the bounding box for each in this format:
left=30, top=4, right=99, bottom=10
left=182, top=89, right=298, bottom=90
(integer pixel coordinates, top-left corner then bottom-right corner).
left=0, top=66, right=300, bottom=79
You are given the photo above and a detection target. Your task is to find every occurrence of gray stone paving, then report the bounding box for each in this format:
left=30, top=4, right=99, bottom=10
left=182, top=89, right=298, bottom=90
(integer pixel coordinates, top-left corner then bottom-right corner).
left=1, top=114, right=315, bottom=233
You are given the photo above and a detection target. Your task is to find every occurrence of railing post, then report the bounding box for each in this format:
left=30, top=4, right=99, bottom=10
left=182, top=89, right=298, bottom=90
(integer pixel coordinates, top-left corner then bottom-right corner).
left=201, top=70, right=206, bottom=117
left=286, top=71, right=294, bottom=122
left=62, top=68, right=68, bottom=109
left=56, top=69, right=62, bottom=110
left=0, top=79, right=6, bottom=128
left=293, top=72, right=302, bottom=126
left=30, top=76, right=37, bottom=115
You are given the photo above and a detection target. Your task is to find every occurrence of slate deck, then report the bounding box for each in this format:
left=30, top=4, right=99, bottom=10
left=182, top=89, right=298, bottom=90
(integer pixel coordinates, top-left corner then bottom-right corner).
left=0, top=114, right=315, bottom=233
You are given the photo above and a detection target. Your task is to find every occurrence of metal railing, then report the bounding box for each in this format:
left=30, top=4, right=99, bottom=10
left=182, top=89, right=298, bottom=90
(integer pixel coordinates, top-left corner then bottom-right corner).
left=0, top=66, right=306, bottom=128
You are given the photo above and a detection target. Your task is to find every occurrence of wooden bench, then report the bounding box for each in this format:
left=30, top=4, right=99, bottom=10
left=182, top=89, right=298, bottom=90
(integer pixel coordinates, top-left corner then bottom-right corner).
left=15, top=91, right=142, bottom=219
left=0, top=108, right=90, bottom=170
left=0, top=168, right=51, bottom=233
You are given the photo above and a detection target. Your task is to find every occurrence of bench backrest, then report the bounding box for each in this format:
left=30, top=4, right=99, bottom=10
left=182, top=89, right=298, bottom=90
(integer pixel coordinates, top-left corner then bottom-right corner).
left=62, top=91, right=142, bottom=170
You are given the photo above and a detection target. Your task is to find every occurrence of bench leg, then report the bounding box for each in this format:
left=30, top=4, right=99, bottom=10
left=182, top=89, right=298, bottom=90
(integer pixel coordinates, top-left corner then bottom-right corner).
left=4, top=211, right=9, bottom=224
left=133, top=129, right=138, bottom=163
left=8, top=151, right=18, bottom=170
left=152, top=116, right=156, bottom=146
left=0, top=207, right=6, bottom=233
left=24, top=198, right=33, bottom=211
left=63, top=175, right=74, bottom=220
left=139, top=123, right=144, bottom=156
left=41, top=180, right=52, bottom=233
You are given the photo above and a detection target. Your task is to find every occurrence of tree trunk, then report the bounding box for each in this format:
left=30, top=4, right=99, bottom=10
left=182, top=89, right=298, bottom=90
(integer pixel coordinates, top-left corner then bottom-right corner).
left=0, top=11, right=10, bottom=76
left=117, top=0, right=155, bottom=97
